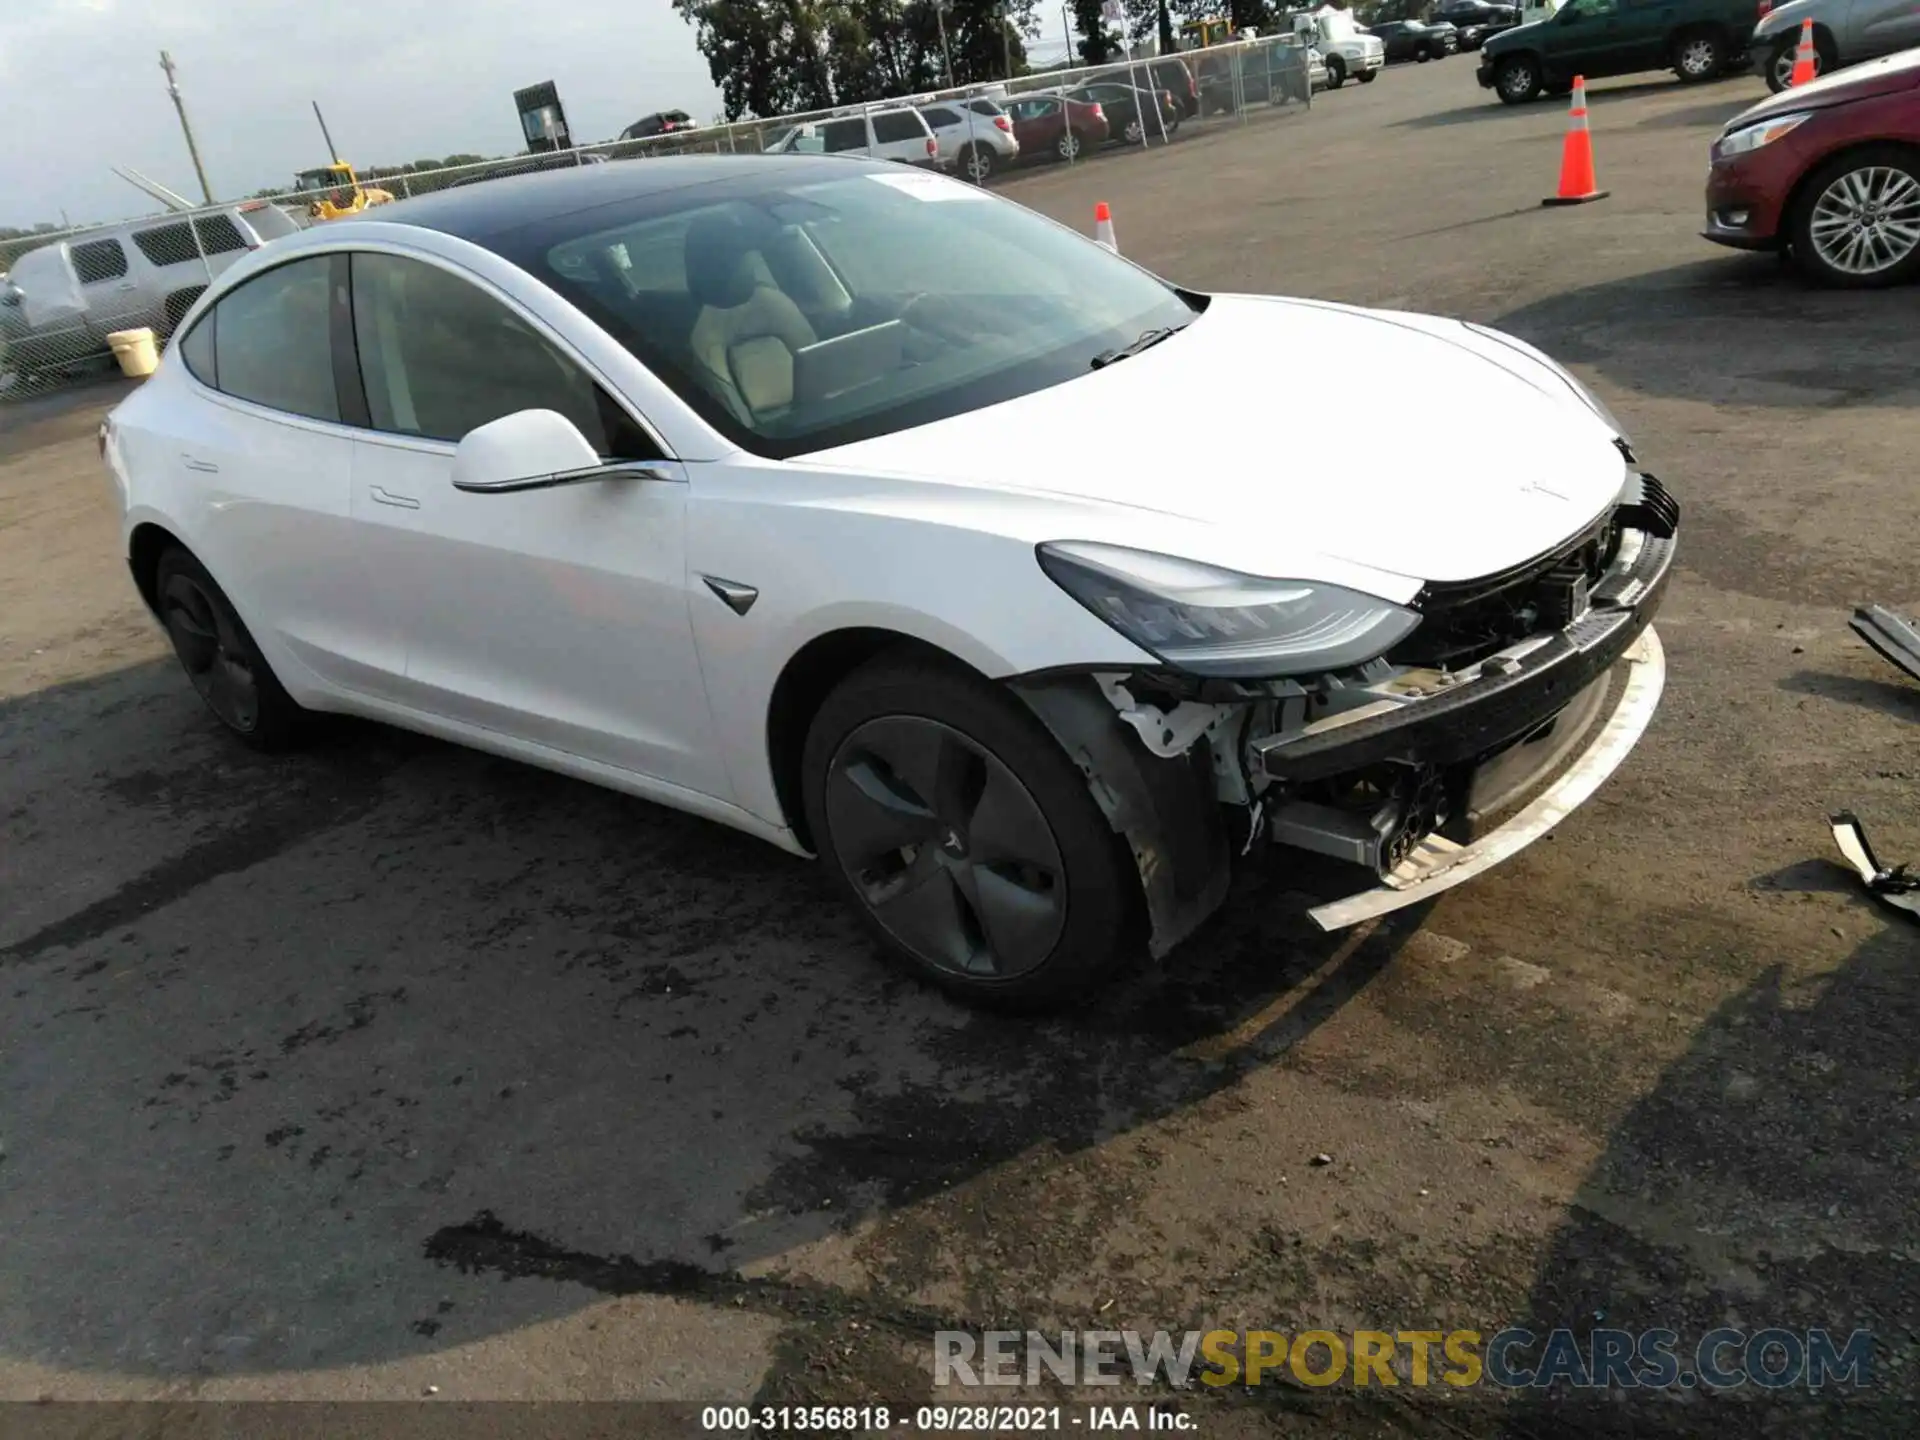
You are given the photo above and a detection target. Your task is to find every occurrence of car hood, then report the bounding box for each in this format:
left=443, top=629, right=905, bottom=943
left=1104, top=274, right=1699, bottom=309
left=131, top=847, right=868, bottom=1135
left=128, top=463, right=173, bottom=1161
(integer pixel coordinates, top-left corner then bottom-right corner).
left=796, top=294, right=1628, bottom=596
left=1724, top=45, right=1920, bottom=128
left=1483, top=19, right=1548, bottom=51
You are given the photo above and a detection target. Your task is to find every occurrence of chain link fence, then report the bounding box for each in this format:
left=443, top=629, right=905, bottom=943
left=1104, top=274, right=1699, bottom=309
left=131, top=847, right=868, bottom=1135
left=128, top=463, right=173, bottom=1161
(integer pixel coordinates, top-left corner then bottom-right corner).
left=2, top=33, right=1314, bottom=405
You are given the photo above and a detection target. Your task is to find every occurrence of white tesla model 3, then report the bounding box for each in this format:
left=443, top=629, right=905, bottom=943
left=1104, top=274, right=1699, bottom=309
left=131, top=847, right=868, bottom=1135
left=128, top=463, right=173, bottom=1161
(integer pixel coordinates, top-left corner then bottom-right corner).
left=100, top=156, right=1677, bottom=1006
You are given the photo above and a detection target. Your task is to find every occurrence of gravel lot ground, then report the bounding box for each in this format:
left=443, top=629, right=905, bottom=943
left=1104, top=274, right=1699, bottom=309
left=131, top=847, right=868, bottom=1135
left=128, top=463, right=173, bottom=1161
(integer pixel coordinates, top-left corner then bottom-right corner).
left=3, top=56, right=1918, bottom=1437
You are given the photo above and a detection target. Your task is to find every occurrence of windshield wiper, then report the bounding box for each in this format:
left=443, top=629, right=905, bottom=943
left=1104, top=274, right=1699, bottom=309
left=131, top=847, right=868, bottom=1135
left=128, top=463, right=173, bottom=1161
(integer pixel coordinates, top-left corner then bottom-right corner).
left=1089, top=325, right=1182, bottom=370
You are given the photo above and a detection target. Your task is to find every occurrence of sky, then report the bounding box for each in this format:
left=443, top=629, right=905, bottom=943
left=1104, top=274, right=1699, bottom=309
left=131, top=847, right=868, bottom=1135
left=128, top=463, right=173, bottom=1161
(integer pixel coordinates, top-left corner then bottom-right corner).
left=0, top=0, right=740, bottom=229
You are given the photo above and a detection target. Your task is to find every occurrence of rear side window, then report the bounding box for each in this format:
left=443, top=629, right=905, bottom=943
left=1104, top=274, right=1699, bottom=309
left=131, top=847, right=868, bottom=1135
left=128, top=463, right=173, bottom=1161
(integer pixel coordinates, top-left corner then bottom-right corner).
left=72, top=239, right=129, bottom=284
left=205, top=257, right=340, bottom=422
left=192, top=214, right=249, bottom=256
left=921, top=106, right=961, bottom=127
left=967, top=99, right=1004, bottom=117
left=871, top=111, right=926, bottom=143
left=176, top=313, right=216, bottom=386
left=821, top=117, right=870, bottom=153
left=349, top=252, right=657, bottom=458
left=133, top=223, right=198, bottom=267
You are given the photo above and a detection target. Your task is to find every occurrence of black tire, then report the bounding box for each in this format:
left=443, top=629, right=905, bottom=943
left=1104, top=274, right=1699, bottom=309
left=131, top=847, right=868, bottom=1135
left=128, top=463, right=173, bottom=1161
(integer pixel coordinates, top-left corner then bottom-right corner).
left=1416, top=45, right=1431, bottom=62
left=160, top=286, right=206, bottom=341
left=960, top=142, right=995, bottom=184
left=1765, top=31, right=1832, bottom=93
left=1495, top=53, right=1543, bottom=104
left=801, top=652, right=1138, bottom=1009
left=153, top=546, right=309, bottom=750
left=1787, top=144, right=1920, bottom=290
left=1672, top=28, right=1723, bottom=83
left=1356, top=67, right=1377, bottom=83
left=1326, top=54, right=1347, bottom=89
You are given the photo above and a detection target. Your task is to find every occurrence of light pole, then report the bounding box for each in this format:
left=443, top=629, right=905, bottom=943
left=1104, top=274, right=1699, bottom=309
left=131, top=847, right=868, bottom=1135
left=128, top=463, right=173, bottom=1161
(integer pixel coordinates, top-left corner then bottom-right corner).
left=158, top=50, right=215, bottom=205
left=934, top=0, right=956, bottom=88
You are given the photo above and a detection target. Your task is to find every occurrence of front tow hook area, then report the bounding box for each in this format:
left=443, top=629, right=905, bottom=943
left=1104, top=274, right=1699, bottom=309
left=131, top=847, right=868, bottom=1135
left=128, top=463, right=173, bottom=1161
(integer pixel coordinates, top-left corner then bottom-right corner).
left=1306, top=628, right=1666, bottom=931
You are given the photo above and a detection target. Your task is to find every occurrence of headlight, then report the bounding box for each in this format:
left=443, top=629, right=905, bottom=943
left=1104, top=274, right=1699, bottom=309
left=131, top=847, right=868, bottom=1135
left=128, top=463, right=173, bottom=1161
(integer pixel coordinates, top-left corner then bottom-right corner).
left=1713, top=111, right=1811, bottom=159
left=1462, top=322, right=1629, bottom=444
left=1036, top=541, right=1421, bottom=679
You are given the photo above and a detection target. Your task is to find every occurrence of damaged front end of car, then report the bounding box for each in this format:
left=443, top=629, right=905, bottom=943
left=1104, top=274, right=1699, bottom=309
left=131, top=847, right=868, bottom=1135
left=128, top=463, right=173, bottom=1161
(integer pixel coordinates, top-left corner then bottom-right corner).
left=1011, top=469, right=1679, bottom=955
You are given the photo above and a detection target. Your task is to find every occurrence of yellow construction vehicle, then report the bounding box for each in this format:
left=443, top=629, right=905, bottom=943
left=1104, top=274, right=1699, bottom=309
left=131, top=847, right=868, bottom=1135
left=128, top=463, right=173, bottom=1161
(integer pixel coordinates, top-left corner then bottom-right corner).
left=293, top=162, right=394, bottom=221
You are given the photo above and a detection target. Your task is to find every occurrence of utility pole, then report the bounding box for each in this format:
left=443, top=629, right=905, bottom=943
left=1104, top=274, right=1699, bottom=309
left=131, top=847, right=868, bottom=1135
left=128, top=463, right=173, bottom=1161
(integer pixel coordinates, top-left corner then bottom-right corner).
left=1001, top=2, right=1015, bottom=77
left=934, top=0, right=956, bottom=87
left=312, top=101, right=340, bottom=162
left=159, top=51, right=215, bottom=205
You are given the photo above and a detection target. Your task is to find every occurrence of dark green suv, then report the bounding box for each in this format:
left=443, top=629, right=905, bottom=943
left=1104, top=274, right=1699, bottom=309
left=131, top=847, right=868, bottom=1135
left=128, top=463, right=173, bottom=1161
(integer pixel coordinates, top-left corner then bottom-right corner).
left=1476, top=0, right=1762, bottom=103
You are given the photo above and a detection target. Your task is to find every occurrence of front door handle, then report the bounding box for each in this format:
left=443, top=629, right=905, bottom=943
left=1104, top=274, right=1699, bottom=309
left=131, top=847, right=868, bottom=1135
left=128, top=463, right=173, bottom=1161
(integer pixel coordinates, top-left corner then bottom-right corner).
left=369, top=484, right=420, bottom=510
left=182, top=456, right=219, bottom=473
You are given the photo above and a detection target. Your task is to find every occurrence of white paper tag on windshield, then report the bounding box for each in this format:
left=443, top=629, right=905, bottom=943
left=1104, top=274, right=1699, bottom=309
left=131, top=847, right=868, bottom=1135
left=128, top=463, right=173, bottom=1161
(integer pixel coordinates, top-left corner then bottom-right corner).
left=868, top=171, right=988, bottom=202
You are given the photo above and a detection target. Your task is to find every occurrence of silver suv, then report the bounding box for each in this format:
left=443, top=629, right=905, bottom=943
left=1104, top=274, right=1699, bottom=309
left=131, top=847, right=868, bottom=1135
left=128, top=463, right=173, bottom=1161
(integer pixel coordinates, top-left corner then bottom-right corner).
left=764, top=107, right=946, bottom=168
left=916, top=98, right=1022, bottom=183
left=1752, top=0, right=1920, bottom=91
left=1, top=202, right=301, bottom=383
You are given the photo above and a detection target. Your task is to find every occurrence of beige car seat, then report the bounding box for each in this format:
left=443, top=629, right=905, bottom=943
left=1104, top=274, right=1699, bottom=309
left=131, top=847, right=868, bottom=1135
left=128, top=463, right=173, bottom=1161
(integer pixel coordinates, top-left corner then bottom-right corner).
left=684, top=209, right=816, bottom=420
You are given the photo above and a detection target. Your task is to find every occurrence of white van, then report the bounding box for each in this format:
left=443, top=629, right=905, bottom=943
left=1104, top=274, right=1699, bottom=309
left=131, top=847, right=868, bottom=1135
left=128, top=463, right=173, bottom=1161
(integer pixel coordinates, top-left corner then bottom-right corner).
left=764, top=108, right=946, bottom=169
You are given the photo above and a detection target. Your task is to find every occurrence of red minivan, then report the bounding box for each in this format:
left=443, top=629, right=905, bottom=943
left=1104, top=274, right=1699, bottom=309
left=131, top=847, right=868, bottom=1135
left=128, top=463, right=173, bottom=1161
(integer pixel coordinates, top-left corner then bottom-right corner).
left=1704, top=47, right=1920, bottom=287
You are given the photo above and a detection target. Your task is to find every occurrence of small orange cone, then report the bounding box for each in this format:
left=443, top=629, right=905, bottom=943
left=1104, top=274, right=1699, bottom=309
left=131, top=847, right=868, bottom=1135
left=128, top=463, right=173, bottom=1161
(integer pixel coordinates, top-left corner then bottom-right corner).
left=1790, top=18, right=1817, bottom=86
left=1543, top=76, right=1608, bottom=207
left=1093, top=201, right=1118, bottom=253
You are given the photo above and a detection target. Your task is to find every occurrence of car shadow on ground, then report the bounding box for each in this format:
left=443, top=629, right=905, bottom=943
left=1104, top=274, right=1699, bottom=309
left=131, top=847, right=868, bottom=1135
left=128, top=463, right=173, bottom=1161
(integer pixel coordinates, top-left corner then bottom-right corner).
left=1491, top=257, right=1920, bottom=412
left=1395, top=75, right=1756, bottom=130
left=1779, top=669, right=1920, bottom=725
left=1498, top=919, right=1920, bottom=1434
left=0, top=657, right=1424, bottom=1380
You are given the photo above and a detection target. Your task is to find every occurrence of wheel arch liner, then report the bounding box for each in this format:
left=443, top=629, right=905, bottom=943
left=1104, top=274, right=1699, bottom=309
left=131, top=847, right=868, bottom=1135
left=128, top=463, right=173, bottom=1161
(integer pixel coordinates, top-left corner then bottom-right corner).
left=1011, top=675, right=1232, bottom=959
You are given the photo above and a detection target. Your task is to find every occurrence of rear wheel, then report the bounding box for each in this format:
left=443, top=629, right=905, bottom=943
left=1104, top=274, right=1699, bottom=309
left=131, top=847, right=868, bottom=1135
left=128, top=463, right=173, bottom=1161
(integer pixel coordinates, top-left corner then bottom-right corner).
left=1056, top=129, right=1083, bottom=160
left=1123, top=117, right=1145, bottom=144
left=1789, top=145, right=1920, bottom=289
left=154, top=547, right=308, bottom=749
left=801, top=654, right=1138, bottom=1009
left=1672, top=29, right=1724, bottom=83
left=1495, top=53, right=1542, bottom=104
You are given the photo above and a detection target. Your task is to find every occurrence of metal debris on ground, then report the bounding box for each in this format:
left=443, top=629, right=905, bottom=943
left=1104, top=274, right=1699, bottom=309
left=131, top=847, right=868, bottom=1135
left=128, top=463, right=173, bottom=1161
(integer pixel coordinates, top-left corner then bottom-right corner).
left=1849, top=605, right=1920, bottom=687
left=1828, top=811, right=1920, bottom=920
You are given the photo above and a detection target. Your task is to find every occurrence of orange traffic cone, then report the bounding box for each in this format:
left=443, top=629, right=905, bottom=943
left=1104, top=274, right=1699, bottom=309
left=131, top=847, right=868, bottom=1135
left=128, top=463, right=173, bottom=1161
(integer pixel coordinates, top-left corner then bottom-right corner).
left=1093, top=201, right=1118, bottom=253
left=1542, top=76, right=1608, bottom=207
left=1789, top=18, right=1817, bottom=86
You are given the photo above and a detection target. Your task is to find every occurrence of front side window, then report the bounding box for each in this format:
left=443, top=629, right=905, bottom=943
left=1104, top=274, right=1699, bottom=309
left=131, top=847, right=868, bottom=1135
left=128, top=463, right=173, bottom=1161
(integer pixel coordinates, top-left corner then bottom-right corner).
left=348, top=252, right=656, bottom=458
left=72, top=239, right=129, bottom=284
left=921, top=107, right=960, bottom=127
left=509, top=167, right=1198, bottom=459
left=206, top=257, right=339, bottom=421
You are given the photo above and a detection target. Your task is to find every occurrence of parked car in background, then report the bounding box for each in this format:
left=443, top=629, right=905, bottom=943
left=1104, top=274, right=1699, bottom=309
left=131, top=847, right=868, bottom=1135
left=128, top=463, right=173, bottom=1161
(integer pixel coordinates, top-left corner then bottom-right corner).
left=1, top=202, right=300, bottom=380
left=620, top=110, right=698, bottom=141
left=102, top=155, right=1678, bottom=1008
left=1292, top=7, right=1387, bottom=86
left=1143, top=56, right=1204, bottom=116
left=1430, top=0, right=1520, bottom=48
left=764, top=108, right=945, bottom=168
left=1477, top=0, right=1756, bottom=103
left=917, top=99, right=1021, bottom=183
left=1751, top=0, right=1920, bottom=93
left=1004, top=93, right=1112, bottom=162
left=1704, top=47, right=1920, bottom=286
left=1062, top=81, right=1183, bottom=144
left=1371, top=18, right=1459, bottom=61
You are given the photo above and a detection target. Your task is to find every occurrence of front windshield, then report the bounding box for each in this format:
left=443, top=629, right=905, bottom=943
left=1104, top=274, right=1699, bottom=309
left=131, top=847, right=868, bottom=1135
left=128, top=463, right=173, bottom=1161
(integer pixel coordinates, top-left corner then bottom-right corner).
left=505, top=165, right=1199, bottom=458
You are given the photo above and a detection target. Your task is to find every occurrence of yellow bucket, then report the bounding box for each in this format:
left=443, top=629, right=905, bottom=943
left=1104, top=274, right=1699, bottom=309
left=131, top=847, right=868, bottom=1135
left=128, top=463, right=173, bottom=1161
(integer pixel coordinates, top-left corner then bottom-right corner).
left=106, top=327, right=160, bottom=379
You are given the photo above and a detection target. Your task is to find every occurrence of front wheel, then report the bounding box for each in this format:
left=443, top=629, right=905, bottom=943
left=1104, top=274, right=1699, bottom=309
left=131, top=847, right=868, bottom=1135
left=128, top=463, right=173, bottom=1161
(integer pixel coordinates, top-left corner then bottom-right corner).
left=801, top=654, right=1139, bottom=1008
left=1766, top=32, right=1828, bottom=93
left=1356, top=67, right=1377, bottom=82
left=1789, top=146, right=1920, bottom=289
left=1056, top=129, right=1082, bottom=161
left=154, top=547, right=309, bottom=750
left=1326, top=55, right=1347, bottom=89
left=1672, top=30, right=1723, bottom=83
left=1123, top=118, right=1145, bottom=144
left=961, top=142, right=995, bottom=184
left=1416, top=46, right=1431, bottom=62
left=1495, top=54, right=1542, bottom=104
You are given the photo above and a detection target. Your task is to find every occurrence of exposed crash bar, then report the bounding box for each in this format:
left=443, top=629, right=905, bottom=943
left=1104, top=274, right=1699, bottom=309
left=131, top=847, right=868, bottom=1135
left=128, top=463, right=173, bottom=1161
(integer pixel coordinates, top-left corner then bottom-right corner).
left=1308, top=627, right=1666, bottom=931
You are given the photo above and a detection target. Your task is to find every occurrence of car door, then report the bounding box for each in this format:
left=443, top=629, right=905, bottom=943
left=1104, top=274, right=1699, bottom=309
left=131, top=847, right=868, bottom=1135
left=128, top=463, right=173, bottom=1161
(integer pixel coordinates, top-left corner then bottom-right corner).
left=1855, top=0, right=1920, bottom=57
left=69, top=237, right=147, bottom=335
left=1009, top=98, right=1061, bottom=153
left=162, top=253, right=399, bottom=694
left=340, top=249, right=728, bottom=799
left=1546, top=0, right=1629, bottom=75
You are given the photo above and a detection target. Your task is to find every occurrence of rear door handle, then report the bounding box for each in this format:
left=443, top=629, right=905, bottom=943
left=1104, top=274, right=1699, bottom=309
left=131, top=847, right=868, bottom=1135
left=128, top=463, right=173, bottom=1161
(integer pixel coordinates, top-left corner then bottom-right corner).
left=369, top=484, right=420, bottom=510
left=182, top=456, right=219, bottom=473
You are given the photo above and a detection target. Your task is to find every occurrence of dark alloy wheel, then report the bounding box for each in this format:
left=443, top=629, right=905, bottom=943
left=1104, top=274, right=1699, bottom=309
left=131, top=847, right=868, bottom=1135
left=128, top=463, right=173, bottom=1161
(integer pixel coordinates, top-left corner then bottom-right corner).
left=801, top=653, right=1136, bottom=1007
left=1496, top=54, right=1542, bottom=103
left=155, top=547, right=308, bottom=749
